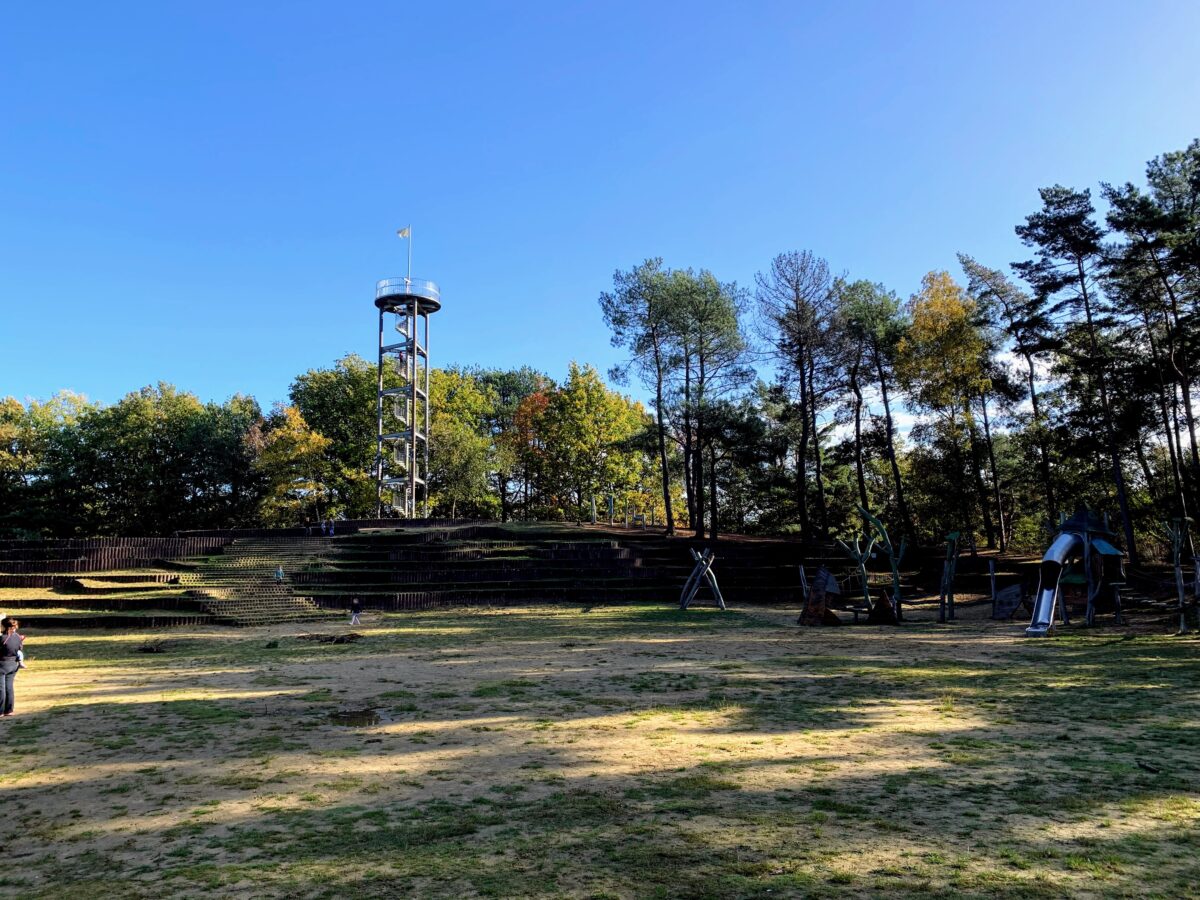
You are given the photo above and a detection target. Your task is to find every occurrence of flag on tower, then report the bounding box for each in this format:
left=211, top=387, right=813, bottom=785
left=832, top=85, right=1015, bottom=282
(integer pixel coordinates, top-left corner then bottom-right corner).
left=397, top=226, right=411, bottom=239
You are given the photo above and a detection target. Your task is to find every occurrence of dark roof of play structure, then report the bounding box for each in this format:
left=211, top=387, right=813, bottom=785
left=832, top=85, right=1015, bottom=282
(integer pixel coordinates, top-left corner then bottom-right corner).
left=1059, top=506, right=1120, bottom=543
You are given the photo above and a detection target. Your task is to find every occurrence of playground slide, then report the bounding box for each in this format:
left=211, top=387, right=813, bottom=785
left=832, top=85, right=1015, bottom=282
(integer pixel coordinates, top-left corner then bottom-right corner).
left=1025, top=532, right=1082, bottom=637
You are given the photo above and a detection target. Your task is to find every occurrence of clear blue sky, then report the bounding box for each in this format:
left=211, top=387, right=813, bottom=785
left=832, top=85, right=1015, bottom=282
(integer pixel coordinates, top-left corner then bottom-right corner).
left=2, top=1, right=1197, bottom=409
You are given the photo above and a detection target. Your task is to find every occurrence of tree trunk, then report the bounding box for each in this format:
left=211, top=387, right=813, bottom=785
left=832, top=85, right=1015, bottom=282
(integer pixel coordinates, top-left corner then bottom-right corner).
left=809, top=358, right=829, bottom=539
left=1023, top=351, right=1057, bottom=535
left=1147, top=245, right=1200, bottom=482
left=1170, top=385, right=1197, bottom=514
left=1145, top=318, right=1190, bottom=522
left=966, top=410, right=996, bottom=549
left=979, top=393, right=1007, bottom=551
left=949, top=414, right=976, bottom=555
left=681, top=360, right=695, bottom=529
left=652, top=344, right=675, bottom=535
left=874, top=350, right=914, bottom=538
left=1076, top=261, right=1138, bottom=564
left=694, top=354, right=706, bottom=540
left=498, top=476, right=510, bottom=522
left=1134, top=439, right=1158, bottom=506
left=796, top=357, right=811, bottom=539
left=849, top=353, right=869, bottom=529
left=681, top=433, right=694, bottom=528
left=708, top=442, right=718, bottom=541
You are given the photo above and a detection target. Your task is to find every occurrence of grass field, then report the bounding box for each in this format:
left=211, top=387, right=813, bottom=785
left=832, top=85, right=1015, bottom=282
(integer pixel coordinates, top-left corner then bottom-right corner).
left=3, top=605, right=1198, bottom=899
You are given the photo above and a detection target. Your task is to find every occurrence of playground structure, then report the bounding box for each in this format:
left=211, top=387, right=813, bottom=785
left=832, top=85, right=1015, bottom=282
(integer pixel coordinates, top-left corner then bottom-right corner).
left=797, top=565, right=846, bottom=625
left=826, top=507, right=906, bottom=624
left=680, top=547, right=725, bottom=610
left=796, top=508, right=908, bottom=626
left=862, top=508, right=906, bottom=622
left=1026, top=507, right=1127, bottom=637
left=374, top=277, right=441, bottom=517
left=937, top=531, right=961, bottom=623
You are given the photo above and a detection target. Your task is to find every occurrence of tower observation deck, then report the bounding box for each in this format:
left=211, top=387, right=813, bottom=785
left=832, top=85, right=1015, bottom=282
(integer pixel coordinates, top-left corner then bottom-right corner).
left=374, top=277, right=441, bottom=517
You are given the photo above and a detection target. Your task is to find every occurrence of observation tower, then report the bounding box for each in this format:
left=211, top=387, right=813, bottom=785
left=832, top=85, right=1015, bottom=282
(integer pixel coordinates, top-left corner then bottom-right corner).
left=374, top=276, right=441, bottom=517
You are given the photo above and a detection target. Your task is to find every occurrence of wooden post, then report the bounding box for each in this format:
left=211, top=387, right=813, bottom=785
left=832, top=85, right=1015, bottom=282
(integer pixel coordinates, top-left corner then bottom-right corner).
left=937, top=532, right=960, bottom=623
left=989, top=558, right=997, bottom=617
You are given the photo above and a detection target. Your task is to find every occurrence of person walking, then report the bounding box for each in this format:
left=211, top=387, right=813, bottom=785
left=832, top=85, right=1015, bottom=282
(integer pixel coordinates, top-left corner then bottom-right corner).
left=1, top=617, right=25, bottom=717
left=349, top=597, right=362, bottom=627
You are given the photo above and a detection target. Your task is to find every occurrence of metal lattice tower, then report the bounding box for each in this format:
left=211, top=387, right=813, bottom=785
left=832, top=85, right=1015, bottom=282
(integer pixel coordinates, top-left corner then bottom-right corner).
left=375, top=277, right=441, bottom=517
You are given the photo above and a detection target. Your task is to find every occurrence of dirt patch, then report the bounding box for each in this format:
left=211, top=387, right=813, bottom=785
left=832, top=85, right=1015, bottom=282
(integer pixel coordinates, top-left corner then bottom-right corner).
left=296, top=632, right=363, bottom=644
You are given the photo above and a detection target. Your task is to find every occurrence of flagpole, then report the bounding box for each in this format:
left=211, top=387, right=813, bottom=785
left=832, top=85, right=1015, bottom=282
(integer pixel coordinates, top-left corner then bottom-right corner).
left=407, top=227, right=412, bottom=289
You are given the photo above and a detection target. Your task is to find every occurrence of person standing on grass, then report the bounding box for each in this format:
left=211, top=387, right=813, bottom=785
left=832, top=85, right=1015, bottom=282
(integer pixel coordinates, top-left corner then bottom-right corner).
left=349, top=596, right=362, bottom=626
left=1, top=617, right=25, bottom=717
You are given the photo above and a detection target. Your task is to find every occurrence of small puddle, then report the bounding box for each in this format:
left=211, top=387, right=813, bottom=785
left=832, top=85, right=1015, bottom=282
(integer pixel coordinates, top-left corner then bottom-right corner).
left=328, top=708, right=385, bottom=727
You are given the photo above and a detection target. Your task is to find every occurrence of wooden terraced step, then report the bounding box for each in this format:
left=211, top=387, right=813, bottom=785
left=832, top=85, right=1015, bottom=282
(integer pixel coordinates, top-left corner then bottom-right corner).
left=181, top=537, right=341, bottom=626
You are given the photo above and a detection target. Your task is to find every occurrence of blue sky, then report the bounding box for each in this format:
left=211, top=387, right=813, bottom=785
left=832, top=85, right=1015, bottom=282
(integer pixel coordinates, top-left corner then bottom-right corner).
left=2, top=1, right=1198, bottom=409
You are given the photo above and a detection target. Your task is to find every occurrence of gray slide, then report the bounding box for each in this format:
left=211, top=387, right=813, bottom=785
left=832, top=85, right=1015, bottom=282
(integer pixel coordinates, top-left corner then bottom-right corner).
left=1026, top=531, right=1082, bottom=637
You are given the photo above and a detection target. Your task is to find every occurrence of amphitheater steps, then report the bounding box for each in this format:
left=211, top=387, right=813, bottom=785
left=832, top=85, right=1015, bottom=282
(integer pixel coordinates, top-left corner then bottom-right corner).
left=181, top=537, right=341, bottom=626
left=289, top=524, right=825, bottom=609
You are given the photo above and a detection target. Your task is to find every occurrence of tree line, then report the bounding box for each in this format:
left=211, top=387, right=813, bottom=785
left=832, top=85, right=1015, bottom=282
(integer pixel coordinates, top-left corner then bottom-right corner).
left=0, top=360, right=653, bottom=536
left=604, top=140, right=1200, bottom=562
left=2, top=140, right=1197, bottom=559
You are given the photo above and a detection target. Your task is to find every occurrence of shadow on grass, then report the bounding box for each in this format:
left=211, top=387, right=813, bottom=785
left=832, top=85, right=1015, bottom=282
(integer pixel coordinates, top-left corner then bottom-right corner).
left=6, top=608, right=1199, bottom=898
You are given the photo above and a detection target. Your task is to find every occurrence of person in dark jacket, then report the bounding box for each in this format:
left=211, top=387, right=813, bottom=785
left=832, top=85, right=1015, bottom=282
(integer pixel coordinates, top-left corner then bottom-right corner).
left=349, top=597, right=362, bottom=627
left=1, top=617, right=25, bottom=716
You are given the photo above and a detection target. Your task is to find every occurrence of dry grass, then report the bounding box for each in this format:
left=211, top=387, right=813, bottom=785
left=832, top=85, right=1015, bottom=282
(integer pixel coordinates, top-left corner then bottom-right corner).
left=2, top=604, right=1198, bottom=898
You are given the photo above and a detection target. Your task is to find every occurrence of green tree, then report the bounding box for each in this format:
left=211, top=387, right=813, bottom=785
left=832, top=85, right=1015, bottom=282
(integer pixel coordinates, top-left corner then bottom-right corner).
left=507, top=388, right=554, bottom=517
left=289, top=354, right=382, bottom=517
left=0, top=392, right=93, bottom=536
left=543, top=363, right=648, bottom=520
left=600, top=259, right=680, bottom=534
left=836, top=280, right=914, bottom=538
left=959, top=254, right=1058, bottom=535
left=1014, top=185, right=1139, bottom=561
left=664, top=270, right=752, bottom=539
left=755, top=251, right=837, bottom=539
left=251, top=404, right=333, bottom=527
left=427, top=368, right=496, bottom=518
left=475, top=367, right=553, bottom=521
left=898, top=271, right=993, bottom=545
left=1102, top=148, right=1200, bottom=524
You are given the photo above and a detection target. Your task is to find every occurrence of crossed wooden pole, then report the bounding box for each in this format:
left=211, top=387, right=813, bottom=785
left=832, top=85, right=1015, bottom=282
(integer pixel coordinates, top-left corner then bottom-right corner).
left=680, top=548, right=725, bottom=610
